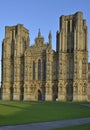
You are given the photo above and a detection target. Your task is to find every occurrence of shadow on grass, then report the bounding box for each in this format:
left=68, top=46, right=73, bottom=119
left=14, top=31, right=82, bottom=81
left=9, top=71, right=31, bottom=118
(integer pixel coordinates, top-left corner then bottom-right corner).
left=0, top=103, right=29, bottom=110
left=0, top=101, right=90, bottom=126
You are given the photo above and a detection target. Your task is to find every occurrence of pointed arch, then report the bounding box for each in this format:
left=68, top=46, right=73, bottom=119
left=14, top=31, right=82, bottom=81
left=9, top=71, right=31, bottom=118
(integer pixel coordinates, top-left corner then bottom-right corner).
left=38, top=59, right=41, bottom=80
left=33, top=61, right=35, bottom=80
left=88, top=75, right=90, bottom=83
left=38, top=90, right=42, bottom=101
left=35, top=89, right=42, bottom=101
left=43, top=61, right=46, bottom=80
left=66, top=84, right=73, bottom=101
left=52, top=85, right=58, bottom=101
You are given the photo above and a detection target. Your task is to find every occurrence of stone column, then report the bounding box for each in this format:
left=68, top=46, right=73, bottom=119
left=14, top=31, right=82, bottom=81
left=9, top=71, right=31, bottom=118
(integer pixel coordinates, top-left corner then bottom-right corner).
left=45, top=82, right=53, bottom=101
left=2, top=85, right=11, bottom=100
left=58, top=81, right=67, bottom=101
left=13, top=84, right=21, bottom=100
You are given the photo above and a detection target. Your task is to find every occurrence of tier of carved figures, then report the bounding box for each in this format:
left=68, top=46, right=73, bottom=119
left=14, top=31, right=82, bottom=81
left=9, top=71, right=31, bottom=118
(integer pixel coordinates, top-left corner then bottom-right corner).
left=1, top=11, right=90, bottom=101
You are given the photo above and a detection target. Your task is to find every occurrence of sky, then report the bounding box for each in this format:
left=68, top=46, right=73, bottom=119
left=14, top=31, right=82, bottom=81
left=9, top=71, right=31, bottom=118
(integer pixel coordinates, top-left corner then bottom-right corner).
left=0, top=0, right=90, bottom=85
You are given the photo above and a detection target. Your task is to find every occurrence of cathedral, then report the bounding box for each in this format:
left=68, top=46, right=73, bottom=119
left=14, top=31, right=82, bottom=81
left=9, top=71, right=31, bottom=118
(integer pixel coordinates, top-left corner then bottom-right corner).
left=1, top=11, right=90, bottom=101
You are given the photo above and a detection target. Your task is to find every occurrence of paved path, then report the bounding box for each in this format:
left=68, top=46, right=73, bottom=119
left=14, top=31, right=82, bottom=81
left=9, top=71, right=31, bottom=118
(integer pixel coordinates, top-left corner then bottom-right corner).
left=0, top=118, right=90, bottom=130
left=81, top=104, right=90, bottom=108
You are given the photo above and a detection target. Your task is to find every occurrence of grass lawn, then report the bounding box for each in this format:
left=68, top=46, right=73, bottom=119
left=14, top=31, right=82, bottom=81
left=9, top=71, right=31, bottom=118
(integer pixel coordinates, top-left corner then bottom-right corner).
left=51, top=123, right=90, bottom=130
left=0, top=101, right=90, bottom=126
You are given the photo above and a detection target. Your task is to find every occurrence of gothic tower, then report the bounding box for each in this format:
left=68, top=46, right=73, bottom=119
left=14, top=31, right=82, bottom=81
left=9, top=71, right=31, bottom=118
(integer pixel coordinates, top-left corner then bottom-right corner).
left=56, top=12, right=88, bottom=101
left=2, top=24, right=30, bottom=100
left=1, top=11, right=89, bottom=102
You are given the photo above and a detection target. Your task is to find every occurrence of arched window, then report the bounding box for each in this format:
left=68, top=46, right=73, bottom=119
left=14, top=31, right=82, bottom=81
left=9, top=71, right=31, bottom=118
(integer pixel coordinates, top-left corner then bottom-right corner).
left=88, top=75, right=90, bottom=83
left=11, top=41, right=14, bottom=56
left=33, top=61, right=35, bottom=80
left=68, top=21, right=70, bottom=32
left=43, top=61, right=46, bottom=80
left=38, top=59, right=41, bottom=80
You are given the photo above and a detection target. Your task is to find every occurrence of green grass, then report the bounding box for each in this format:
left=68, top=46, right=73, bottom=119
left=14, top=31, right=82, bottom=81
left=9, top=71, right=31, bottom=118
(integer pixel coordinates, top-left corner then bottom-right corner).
left=51, top=123, right=90, bottom=130
left=0, top=101, right=90, bottom=126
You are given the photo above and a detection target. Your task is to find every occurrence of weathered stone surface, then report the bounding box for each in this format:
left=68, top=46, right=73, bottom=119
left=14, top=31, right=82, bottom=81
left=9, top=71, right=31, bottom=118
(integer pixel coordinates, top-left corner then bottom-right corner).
left=1, top=12, right=90, bottom=101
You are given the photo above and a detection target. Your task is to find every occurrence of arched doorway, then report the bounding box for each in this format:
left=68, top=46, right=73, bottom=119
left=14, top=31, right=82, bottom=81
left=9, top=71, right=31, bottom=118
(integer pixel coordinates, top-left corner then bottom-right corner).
left=66, top=85, right=73, bottom=101
left=53, top=86, right=58, bottom=101
left=38, top=90, right=42, bottom=101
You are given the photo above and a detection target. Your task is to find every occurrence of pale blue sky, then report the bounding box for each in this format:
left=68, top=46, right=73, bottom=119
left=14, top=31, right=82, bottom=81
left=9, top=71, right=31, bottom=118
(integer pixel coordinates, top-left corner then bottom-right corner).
left=0, top=0, right=90, bottom=85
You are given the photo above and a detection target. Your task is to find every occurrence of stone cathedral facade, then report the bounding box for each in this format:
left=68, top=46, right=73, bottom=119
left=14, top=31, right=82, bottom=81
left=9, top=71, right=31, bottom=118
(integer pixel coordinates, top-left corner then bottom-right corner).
left=1, top=11, right=90, bottom=101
